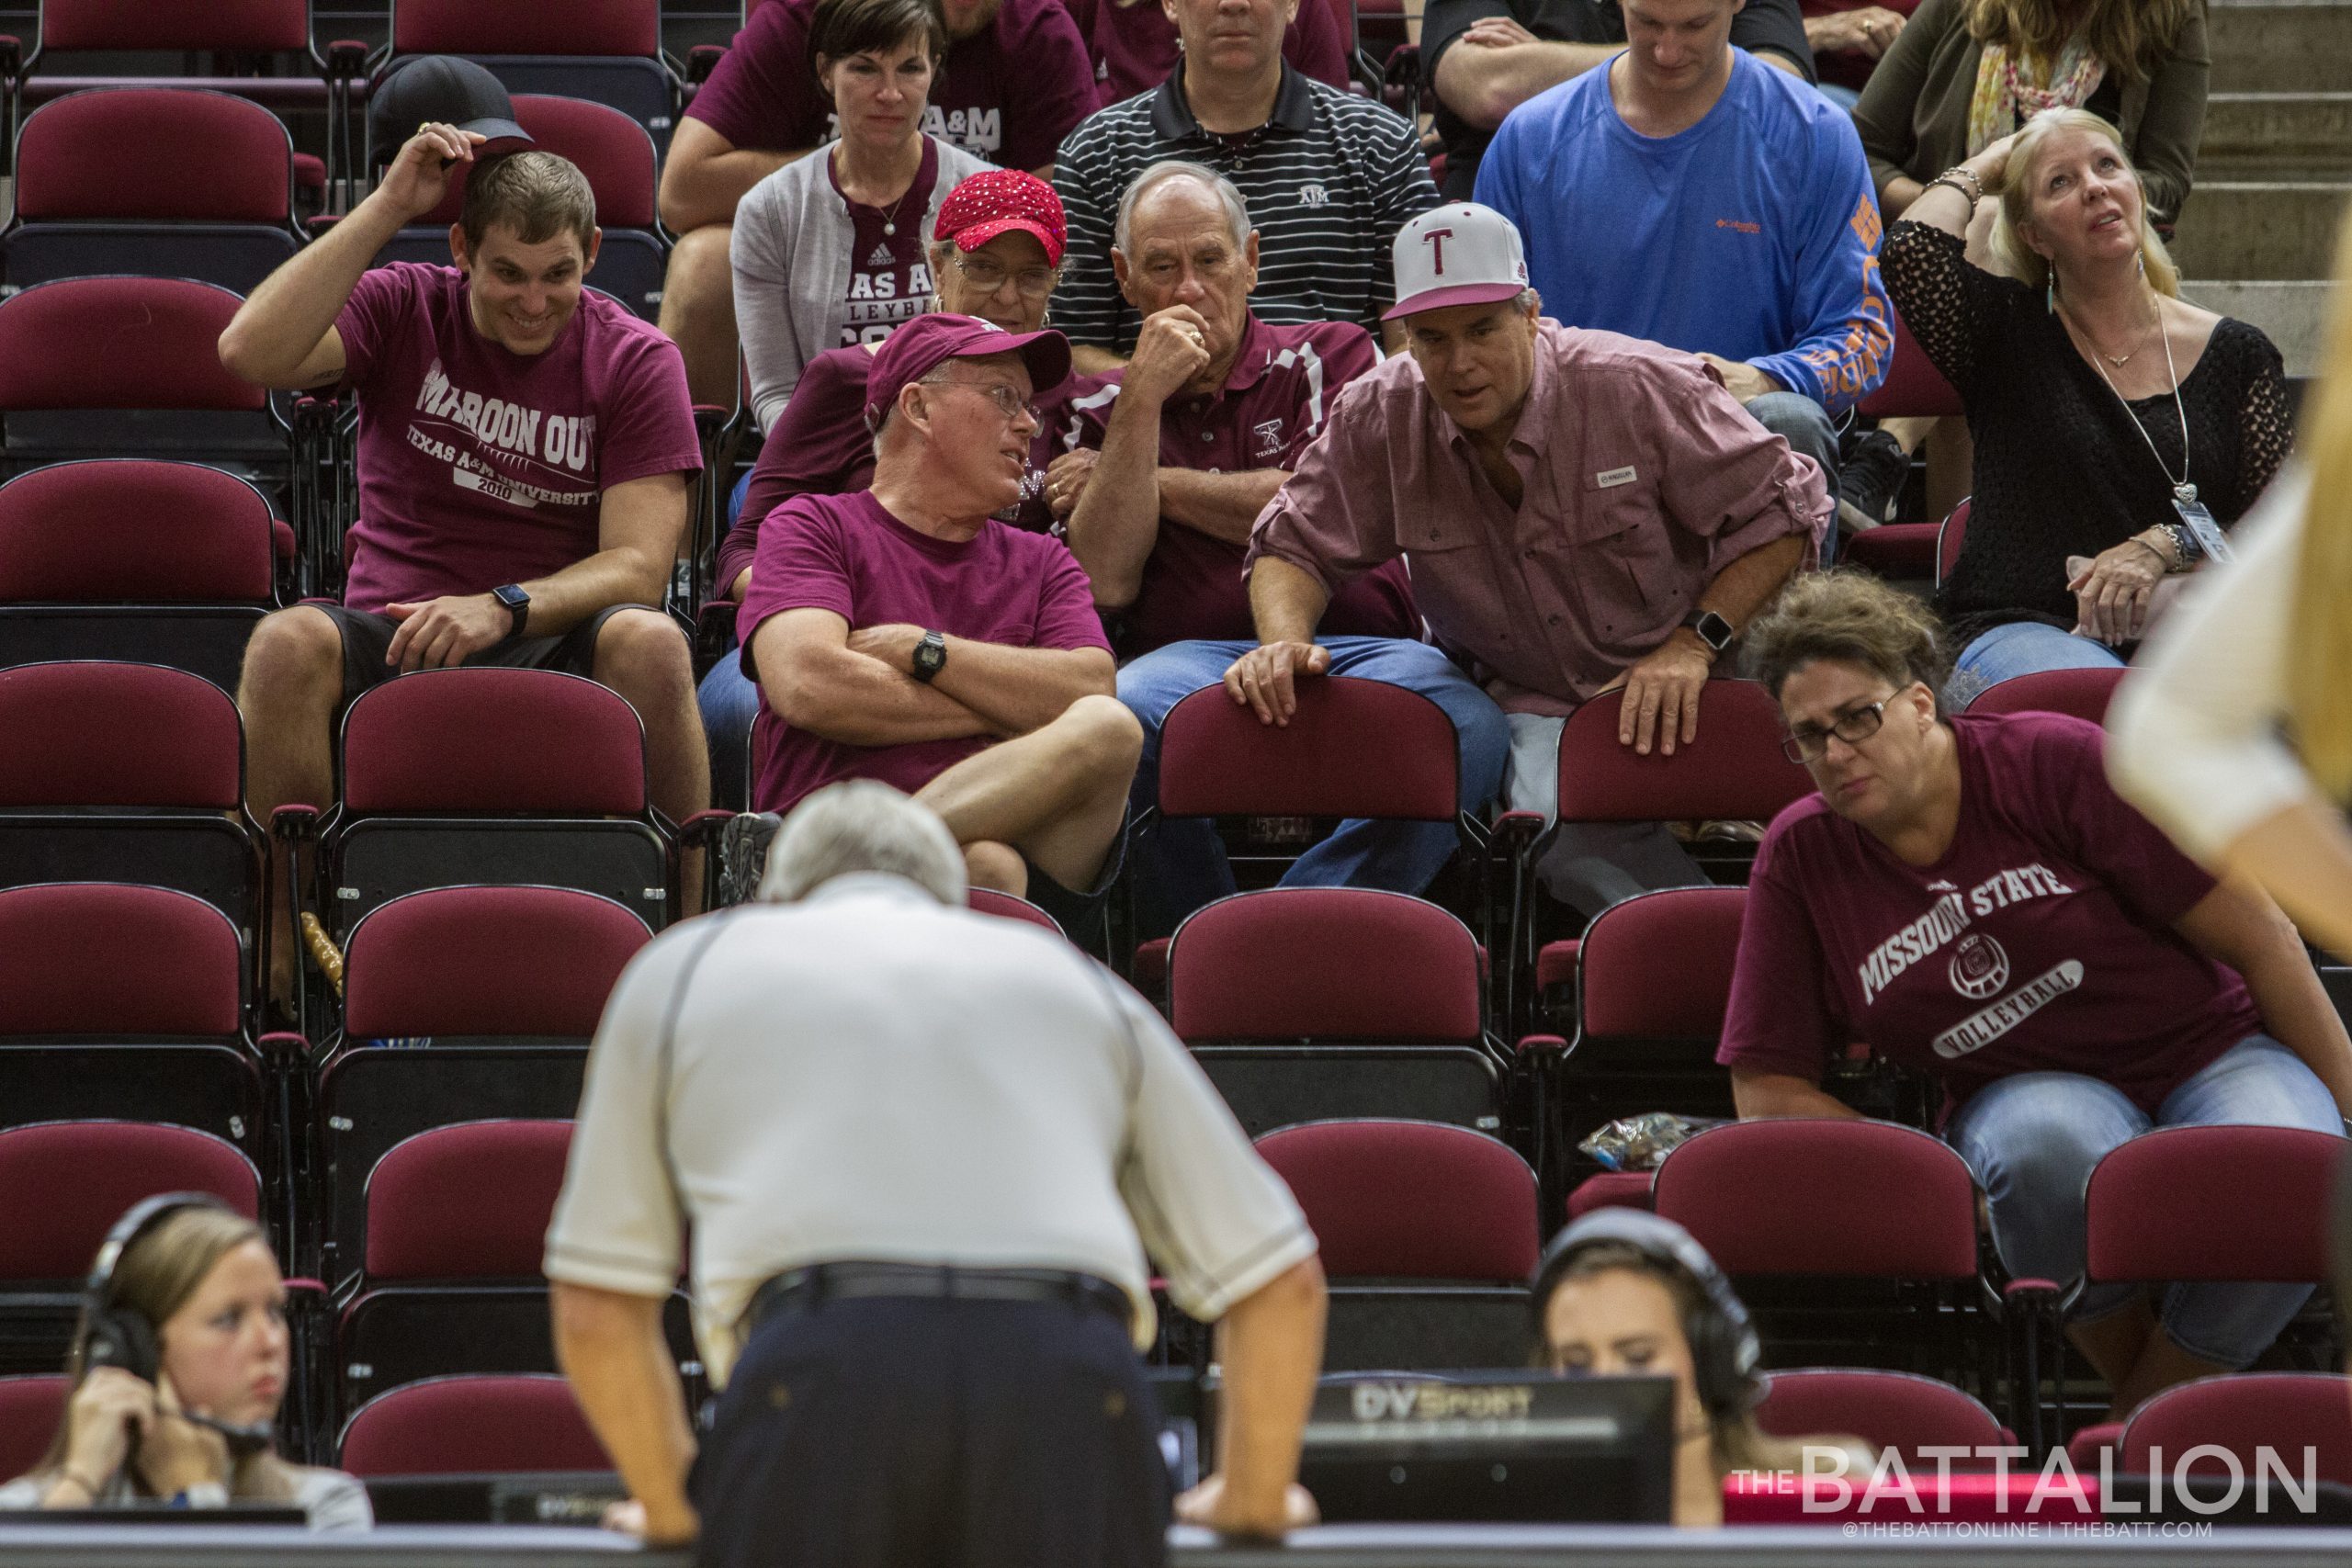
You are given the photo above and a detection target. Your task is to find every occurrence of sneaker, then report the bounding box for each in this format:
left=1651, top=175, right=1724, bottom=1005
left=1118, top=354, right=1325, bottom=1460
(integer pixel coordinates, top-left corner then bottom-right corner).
left=717, top=811, right=781, bottom=908
left=1836, top=427, right=1908, bottom=533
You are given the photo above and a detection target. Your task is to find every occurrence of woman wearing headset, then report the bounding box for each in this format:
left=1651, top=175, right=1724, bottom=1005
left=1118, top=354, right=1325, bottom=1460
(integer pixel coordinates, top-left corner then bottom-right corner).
left=0, top=1196, right=369, bottom=1528
left=1533, top=1210, right=1870, bottom=1527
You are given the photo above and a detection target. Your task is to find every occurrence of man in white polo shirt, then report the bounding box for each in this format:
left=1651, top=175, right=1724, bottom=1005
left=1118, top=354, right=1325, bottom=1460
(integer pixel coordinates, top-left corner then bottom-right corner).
left=543, top=781, right=1327, bottom=1563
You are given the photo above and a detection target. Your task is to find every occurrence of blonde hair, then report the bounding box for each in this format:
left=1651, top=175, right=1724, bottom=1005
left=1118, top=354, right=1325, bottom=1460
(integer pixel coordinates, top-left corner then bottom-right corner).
left=1964, top=0, right=2197, bottom=84
left=1992, top=109, right=2181, bottom=299
left=28, top=1206, right=298, bottom=1504
left=2290, top=204, right=2352, bottom=800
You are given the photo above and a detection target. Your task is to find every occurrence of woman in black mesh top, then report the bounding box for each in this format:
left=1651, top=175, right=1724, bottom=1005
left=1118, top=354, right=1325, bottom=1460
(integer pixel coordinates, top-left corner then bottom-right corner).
left=1881, top=107, right=2292, bottom=695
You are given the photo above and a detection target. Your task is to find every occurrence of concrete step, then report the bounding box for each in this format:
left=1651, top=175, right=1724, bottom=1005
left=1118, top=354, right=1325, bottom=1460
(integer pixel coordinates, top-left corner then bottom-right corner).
left=2170, top=179, right=2351, bottom=280
left=2208, top=0, right=2352, bottom=95
left=2180, top=279, right=2334, bottom=378
left=2199, top=93, right=2352, bottom=177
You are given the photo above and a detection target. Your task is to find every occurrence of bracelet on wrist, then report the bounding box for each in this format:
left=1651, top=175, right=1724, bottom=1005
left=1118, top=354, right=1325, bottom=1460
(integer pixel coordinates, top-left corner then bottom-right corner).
left=1938, top=164, right=1984, bottom=203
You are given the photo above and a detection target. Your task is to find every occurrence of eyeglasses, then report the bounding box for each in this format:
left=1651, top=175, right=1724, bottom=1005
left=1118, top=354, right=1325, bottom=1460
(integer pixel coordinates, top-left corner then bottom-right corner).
left=1781, top=699, right=1890, bottom=764
left=952, top=254, right=1059, bottom=299
left=923, top=377, right=1039, bottom=425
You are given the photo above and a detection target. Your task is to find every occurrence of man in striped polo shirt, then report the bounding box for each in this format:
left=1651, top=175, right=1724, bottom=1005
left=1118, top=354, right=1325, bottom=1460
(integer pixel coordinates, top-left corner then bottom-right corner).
left=1050, top=0, right=1439, bottom=373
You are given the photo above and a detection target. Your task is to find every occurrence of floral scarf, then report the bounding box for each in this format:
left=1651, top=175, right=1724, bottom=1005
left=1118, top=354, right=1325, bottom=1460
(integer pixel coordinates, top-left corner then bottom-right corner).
left=1966, top=34, right=2108, bottom=154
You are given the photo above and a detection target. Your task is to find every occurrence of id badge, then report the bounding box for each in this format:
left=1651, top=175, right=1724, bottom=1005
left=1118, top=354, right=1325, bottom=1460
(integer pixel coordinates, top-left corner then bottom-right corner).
left=2175, top=496, right=2234, bottom=566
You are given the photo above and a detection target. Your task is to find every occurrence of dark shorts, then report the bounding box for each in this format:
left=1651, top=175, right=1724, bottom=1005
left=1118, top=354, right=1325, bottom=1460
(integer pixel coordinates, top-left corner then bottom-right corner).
left=1022, top=808, right=1130, bottom=953
left=694, top=1294, right=1169, bottom=1568
left=313, top=602, right=643, bottom=710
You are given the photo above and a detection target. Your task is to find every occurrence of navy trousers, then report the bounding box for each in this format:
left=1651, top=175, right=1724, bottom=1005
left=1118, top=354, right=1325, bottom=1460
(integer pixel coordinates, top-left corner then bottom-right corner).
left=694, top=1294, right=1170, bottom=1568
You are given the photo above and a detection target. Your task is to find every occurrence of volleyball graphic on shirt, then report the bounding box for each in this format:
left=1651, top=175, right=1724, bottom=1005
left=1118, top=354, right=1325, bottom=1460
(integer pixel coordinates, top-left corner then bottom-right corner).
left=1948, top=932, right=2010, bottom=1001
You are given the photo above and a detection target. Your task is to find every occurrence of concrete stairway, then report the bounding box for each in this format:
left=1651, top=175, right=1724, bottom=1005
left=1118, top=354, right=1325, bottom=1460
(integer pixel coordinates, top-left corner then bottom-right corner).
left=2174, top=0, right=2352, bottom=376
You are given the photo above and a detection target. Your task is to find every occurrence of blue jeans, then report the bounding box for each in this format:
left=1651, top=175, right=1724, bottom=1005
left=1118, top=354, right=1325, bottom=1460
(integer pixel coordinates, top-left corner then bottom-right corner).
left=1745, top=390, right=1840, bottom=568
left=1954, top=620, right=2125, bottom=697
left=698, top=646, right=759, bottom=812
left=1944, top=1034, right=2341, bottom=1367
left=1118, top=636, right=1510, bottom=938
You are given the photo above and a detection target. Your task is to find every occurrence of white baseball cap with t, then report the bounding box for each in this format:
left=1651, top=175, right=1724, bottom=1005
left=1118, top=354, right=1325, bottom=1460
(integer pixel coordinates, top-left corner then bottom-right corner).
left=1384, top=202, right=1532, bottom=321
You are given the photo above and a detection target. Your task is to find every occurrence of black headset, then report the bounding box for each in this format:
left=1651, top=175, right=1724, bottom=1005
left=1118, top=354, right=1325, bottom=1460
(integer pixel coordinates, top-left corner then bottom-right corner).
left=78, top=1192, right=276, bottom=1459
left=1529, top=1208, right=1762, bottom=1421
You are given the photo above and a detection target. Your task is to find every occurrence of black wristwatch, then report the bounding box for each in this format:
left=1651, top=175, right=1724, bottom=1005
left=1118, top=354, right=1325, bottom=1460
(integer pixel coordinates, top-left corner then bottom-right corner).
left=1681, top=608, right=1735, bottom=657
left=492, top=583, right=532, bottom=638
left=910, top=629, right=947, bottom=683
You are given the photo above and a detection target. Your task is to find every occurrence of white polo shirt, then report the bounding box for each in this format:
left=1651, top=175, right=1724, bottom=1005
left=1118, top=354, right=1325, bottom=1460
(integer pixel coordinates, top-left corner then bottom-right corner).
left=544, top=874, right=1317, bottom=1386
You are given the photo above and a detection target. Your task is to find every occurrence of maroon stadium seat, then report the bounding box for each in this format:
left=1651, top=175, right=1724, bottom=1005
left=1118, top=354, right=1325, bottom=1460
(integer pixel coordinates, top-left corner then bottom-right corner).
left=1255, top=1118, right=1540, bottom=1370
left=339, top=1372, right=610, bottom=1475
left=4, top=87, right=300, bottom=293
left=0, top=1375, right=70, bottom=1481
left=1857, top=301, right=1962, bottom=422
left=319, top=667, right=672, bottom=945
left=967, top=886, right=1067, bottom=939
left=0, top=660, right=261, bottom=941
left=2119, top=1373, right=2352, bottom=1489
left=1963, top=666, right=2126, bottom=725
left=0, top=883, right=261, bottom=1152
left=0, top=461, right=286, bottom=694
left=319, top=886, right=652, bottom=1293
left=1756, top=1368, right=2007, bottom=1466
left=1170, top=888, right=1496, bottom=1138
left=0, top=1121, right=262, bottom=1288
left=2086, top=1125, right=2344, bottom=1290
left=1159, top=676, right=1459, bottom=823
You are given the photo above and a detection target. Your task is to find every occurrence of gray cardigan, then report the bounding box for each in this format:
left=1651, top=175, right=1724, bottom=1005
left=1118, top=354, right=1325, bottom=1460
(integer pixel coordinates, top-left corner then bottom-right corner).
left=731, top=137, right=992, bottom=433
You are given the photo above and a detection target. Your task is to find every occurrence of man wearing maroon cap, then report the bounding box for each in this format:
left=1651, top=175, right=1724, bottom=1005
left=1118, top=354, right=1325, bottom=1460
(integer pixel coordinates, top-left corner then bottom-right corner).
left=656, top=0, right=1097, bottom=404
left=1234, top=202, right=1830, bottom=911
left=737, top=314, right=1140, bottom=926
left=696, top=170, right=1102, bottom=808
left=1051, top=161, right=1497, bottom=934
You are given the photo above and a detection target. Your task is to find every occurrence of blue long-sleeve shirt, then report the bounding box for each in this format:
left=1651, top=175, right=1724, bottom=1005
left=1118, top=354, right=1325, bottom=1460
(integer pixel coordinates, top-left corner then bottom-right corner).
left=1474, top=51, right=1892, bottom=413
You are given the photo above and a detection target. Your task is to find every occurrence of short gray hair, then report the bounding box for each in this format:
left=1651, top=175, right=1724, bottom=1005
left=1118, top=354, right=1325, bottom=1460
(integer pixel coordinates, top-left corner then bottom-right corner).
left=757, top=781, right=968, bottom=906
left=1114, top=160, right=1250, bottom=257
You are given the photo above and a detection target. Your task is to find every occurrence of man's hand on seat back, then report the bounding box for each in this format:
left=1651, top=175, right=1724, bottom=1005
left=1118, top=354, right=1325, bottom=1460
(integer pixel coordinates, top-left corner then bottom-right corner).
left=383, top=592, right=514, bottom=671
left=1221, top=640, right=1329, bottom=727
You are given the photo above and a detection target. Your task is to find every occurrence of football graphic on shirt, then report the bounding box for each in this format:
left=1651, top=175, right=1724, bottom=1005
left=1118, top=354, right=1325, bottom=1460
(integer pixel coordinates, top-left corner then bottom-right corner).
left=1949, top=933, right=2010, bottom=1001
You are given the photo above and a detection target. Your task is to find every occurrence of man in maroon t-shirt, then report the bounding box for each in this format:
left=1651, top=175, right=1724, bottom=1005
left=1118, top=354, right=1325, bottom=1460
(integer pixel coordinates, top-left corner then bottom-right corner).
left=220, top=126, right=706, bottom=1000
left=739, top=313, right=1141, bottom=922
left=657, top=0, right=1096, bottom=403
left=1055, top=162, right=1500, bottom=935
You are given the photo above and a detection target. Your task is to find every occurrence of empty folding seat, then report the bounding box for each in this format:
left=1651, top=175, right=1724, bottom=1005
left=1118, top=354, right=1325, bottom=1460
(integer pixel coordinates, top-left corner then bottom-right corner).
left=0, top=1120, right=262, bottom=1372
left=1654, top=1119, right=1981, bottom=1378
left=1839, top=303, right=1962, bottom=578
left=382, top=1, right=677, bottom=152
left=1848, top=495, right=1971, bottom=587
left=3, top=88, right=301, bottom=293
left=0, top=884, right=262, bottom=1153
left=0, top=276, right=280, bottom=478
left=369, top=94, right=666, bottom=321
left=0, top=461, right=286, bottom=694
left=0, top=661, right=262, bottom=941
left=313, top=667, right=675, bottom=946
left=1755, top=1368, right=2007, bottom=1467
left=1169, top=889, right=1499, bottom=1138
left=1254, top=1119, right=1539, bottom=1371
left=1963, top=666, right=2126, bottom=725
left=967, top=886, right=1066, bottom=939
left=2120, top=1372, right=2352, bottom=1490
left=0, top=1374, right=69, bottom=1479
left=339, top=1372, right=609, bottom=1474
left=314, top=886, right=651, bottom=1284
left=338, top=1120, right=694, bottom=1407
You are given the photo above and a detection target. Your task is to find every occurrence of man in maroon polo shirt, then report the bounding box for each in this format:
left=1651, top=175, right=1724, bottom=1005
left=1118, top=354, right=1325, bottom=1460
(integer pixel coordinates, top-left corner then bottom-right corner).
left=657, top=0, right=1097, bottom=403
left=1060, top=162, right=1501, bottom=934
left=738, top=314, right=1141, bottom=928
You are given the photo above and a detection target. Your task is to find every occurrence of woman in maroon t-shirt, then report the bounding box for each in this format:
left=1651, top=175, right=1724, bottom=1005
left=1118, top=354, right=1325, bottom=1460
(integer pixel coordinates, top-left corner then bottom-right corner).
left=1719, top=570, right=2351, bottom=1419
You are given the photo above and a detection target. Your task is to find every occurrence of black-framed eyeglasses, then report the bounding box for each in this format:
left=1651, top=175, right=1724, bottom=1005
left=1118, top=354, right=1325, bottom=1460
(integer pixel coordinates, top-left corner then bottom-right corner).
left=1781, top=699, right=1890, bottom=764
left=952, top=254, right=1059, bottom=299
left=923, top=377, right=1040, bottom=425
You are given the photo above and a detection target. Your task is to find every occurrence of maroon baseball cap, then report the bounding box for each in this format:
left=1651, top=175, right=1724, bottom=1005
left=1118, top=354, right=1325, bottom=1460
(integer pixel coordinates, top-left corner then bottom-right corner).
left=933, top=170, right=1067, bottom=266
left=864, top=313, right=1072, bottom=430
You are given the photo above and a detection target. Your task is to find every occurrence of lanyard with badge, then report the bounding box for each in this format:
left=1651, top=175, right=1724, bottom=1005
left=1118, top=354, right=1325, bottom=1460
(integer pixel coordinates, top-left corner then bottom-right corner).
left=2082, top=312, right=2234, bottom=565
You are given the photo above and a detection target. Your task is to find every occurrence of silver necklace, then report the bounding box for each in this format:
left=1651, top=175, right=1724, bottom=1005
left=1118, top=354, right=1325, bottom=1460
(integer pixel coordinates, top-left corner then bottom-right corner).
left=2078, top=298, right=2197, bottom=504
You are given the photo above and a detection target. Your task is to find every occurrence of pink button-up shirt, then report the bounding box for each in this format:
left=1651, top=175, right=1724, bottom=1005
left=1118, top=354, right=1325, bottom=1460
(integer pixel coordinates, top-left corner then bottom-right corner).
left=1244, top=321, right=1831, bottom=716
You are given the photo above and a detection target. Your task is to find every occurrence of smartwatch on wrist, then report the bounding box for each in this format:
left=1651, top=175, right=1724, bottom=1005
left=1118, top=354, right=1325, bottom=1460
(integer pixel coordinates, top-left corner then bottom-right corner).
left=1680, top=609, right=1735, bottom=658
left=910, top=630, right=947, bottom=683
left=492, top=583, right=531, bottom=638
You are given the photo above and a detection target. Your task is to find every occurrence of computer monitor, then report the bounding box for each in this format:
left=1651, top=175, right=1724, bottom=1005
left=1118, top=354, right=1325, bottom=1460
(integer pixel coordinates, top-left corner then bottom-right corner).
left=1299, top=1371, right=1677, bottom=1524
left=364, top=1471, right=625, bottom=1526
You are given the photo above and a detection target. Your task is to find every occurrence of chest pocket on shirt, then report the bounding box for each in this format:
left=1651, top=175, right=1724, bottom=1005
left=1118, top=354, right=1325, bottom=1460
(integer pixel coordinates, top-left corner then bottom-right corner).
left=1570, top=478, right=1677, bottom=647
left=1396, top=498, right=1517, bottom=656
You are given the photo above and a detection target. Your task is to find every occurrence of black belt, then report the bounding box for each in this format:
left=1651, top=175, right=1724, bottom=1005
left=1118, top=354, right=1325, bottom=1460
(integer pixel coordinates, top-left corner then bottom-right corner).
left=743, top=1261, right=1132, bottom=1336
